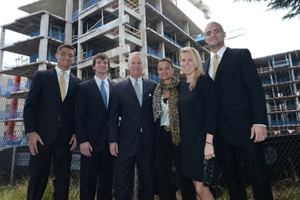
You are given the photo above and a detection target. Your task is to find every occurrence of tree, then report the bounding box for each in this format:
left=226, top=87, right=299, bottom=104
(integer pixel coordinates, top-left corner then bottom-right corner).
left=234, top=0, right=300, bottom=20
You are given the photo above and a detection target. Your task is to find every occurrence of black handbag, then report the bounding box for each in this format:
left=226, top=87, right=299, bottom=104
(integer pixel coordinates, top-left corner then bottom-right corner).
left=203, top=158, right=216, bottom=186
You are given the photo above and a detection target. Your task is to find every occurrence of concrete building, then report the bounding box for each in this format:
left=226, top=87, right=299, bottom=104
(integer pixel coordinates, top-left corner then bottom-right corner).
left=0, top=0, right=210, bottom=145
left=254, top=50, right=300, bottom=135
left=0, top=0, right=210, bottom=82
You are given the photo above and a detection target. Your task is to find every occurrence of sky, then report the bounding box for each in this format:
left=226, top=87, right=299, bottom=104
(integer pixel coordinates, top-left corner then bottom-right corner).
left=0, top=0, right=300, bottom=67
left=177, top=0, right=300, bottom=58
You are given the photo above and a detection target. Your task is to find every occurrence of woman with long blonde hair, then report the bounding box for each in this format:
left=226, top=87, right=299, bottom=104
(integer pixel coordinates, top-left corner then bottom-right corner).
left=178, top=47, right=217, bottom=200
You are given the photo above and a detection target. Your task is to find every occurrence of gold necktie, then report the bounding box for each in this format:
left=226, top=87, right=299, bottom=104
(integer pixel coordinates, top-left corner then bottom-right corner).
left=213, top=54, right=218, bottom=80
left=59, top=71, right=66, bottom=101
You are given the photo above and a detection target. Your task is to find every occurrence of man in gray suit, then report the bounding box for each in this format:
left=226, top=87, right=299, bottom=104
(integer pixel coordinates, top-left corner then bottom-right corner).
left=109, top=52, right=157, bottom=200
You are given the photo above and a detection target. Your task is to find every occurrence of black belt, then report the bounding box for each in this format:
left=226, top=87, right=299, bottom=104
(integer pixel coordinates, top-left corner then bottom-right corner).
left=161, top=125, right=171, bottom=132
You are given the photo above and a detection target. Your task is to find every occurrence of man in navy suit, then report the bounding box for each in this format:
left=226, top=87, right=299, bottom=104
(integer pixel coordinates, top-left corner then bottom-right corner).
left=203, top=22, right=273, bottom=200
left=109, top=52, right=157, bottom=200
left=24, top=44, right=82, bottom=200
left=75, top=53, right=115, bottom=200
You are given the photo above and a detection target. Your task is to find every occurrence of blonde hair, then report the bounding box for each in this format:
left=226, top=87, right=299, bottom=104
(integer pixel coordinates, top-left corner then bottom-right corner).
left=179, top=47, right=205, bottom=91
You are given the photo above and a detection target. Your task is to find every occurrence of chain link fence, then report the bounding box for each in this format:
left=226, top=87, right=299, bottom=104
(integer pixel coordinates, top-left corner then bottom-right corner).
left=1, top=70, right=300, bottom=199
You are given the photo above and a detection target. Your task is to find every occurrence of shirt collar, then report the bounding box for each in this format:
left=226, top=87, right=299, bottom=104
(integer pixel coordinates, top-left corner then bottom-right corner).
left=55, top=66, right=70, bottom=76
left=210, top=46, right=227, bottom=60
left=94, top=75, right=108, bottom=86
left=129, top=76, right=142, bottom=83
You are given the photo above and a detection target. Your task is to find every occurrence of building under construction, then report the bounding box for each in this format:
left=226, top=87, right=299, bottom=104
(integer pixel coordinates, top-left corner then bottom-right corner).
left=0, top=0, right=210, bottom=143
left=255, top=50, right=300, bottom=136
left=1, top=0, right=300, bottom=143
left=1, top=1, right=300, bottom=198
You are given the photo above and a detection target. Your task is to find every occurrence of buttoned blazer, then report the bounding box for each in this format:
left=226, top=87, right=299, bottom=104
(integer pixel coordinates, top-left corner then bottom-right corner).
left=74, top=78, right=115, bottom=152
left=203, top=47, right=267, bottom=145
left=23, top=68, right=82, bottom=145
left=108, top=78, right=157, bottom=157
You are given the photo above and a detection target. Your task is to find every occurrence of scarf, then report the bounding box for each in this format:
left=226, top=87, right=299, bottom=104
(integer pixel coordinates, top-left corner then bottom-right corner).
left=153, top=76, right=181, bottom=145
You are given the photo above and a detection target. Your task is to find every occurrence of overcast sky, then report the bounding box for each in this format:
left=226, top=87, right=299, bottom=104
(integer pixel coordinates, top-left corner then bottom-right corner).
left=1, top=0, right=300, bottom=67
left=178, top=0, right=300, bottom=58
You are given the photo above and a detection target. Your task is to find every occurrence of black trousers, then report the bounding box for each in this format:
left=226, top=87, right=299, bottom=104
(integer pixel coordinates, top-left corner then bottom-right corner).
left=216, top=134, right=273, bottom=200
left=27, top=137, right=72, bottom=200
left=80, top=142, right=114, bottom=200
left=156, top=127, right=195, bottom=200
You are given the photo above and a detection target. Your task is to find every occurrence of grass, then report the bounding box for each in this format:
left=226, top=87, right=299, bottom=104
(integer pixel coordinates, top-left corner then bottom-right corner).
left=1, top=179, right=300, bottom=200
left=0, top=180, right=80, bottom=200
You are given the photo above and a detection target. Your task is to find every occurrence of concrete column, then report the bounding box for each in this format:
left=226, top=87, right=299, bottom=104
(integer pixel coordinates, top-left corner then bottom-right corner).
left=200, top=51, right=205, bottom=62
left=65, top=0, right=73, bottom=44
left=119, top=54, right=127, bottom=78
left=183, top=21, right=189, bottom=35
left=156, top=20, right=163, bottom=35
left=77, top=17, right=83, bottom=63
left=139, top=0, right=148, bottom=77
left=0, top=26, right=5, bottom=70
left=118, top=0, right=125, bottom=47
left=38, top=63, right=47, bottom=70
left=184, top=40, right=190, bottom=47
left=40, top=13, right=49, bottom=37
left=79, top=0, right=83, bottom=13
left=158, top=42, right=165, bottom=58
left=39, top=14, right=49, bottom=64
left=155, top=0, right=162, bottom=13
left=77, top=68, right=82, bottom=79
left=118, top=0, right=126, bottom=77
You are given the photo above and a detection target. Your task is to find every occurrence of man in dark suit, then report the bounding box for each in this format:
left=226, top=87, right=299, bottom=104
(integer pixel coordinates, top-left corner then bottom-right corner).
left=109, top=52, right=157, bottom=200
left=24, top=44, right=82, bottom=200
left=75, top=53, right=115, bottom=200
left=203, top=22, right=273, bottom=200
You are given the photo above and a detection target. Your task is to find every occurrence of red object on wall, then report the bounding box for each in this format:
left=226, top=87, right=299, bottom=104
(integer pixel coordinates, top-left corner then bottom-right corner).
left=6, top=76, right=21, bottom=141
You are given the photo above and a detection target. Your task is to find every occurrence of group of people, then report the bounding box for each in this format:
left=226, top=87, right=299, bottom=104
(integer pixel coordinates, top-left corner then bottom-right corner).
left=23, top=21, right=273, bottom=200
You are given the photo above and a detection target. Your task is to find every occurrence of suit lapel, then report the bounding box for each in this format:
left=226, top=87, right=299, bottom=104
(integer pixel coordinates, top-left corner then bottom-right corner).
left=89, top=78, right=111, bottom=109
left=142, top=78, right=150, bottom=105
left=108, top=80, right=114, bottom=104
left=216, top=47, right=231, bottom=79
left=89, top=78, right=103, bottom=103
left=48, top=68, right=61, bottom=100
left=125, top=78, right=142, bottom=106
left=66, top=73, right=75, bottom=99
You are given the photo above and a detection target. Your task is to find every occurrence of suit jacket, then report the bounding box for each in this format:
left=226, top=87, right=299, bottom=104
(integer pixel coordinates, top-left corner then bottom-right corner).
left=203, top=47, right=267, bottom=146
left=75, top=78, right=115, bottom=152
left=23, top=68, right=82, bottom=145
left=108, top=78, right=157, bottom=157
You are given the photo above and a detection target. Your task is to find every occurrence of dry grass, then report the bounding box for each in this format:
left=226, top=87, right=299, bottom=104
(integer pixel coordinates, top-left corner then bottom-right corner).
left=1, top=180, right=300, bottom=200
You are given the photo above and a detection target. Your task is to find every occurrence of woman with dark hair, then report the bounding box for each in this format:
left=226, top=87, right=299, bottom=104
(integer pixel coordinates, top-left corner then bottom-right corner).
left=178, top=47, right=217, bottom=200
left=153, top=58, right=195, bottom=200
